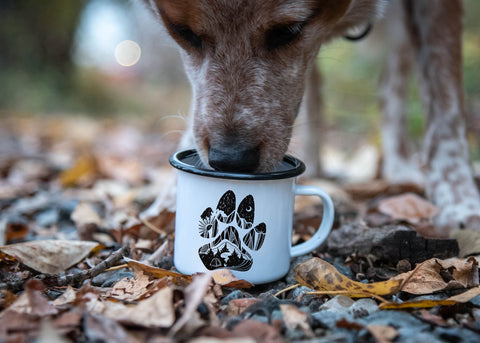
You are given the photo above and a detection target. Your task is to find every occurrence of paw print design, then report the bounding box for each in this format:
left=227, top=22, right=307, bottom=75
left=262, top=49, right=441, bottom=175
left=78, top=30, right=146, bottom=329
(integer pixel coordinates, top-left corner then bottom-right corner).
left=198, top=190, right=267, bottom=271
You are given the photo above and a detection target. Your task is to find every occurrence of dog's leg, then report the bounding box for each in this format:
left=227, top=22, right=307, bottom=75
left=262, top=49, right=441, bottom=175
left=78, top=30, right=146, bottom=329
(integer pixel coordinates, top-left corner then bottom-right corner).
left=298, top=63, right=323, bottom=178
left=379, top=0, right=424, bottom=185
left=405, top=0, right=480, bottom=230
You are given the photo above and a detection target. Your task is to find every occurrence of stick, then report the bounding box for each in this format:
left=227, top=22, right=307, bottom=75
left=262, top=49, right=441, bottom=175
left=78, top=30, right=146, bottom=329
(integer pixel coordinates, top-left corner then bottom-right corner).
left=0, top=246, right=130, bottom=292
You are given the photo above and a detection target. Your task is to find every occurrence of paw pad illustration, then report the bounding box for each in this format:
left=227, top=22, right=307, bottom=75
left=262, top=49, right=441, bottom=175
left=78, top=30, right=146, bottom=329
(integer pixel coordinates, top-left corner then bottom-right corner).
left=198, top=190, right=267, bottom=271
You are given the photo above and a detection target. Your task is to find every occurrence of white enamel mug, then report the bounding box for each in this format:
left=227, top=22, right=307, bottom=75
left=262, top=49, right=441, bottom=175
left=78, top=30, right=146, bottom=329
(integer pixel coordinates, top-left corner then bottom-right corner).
left=170, top=149, right=334, bottom=284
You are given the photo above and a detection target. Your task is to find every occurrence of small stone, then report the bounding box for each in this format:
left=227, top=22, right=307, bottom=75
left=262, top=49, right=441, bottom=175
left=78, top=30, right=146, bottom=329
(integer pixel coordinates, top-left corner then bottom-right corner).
left=319, top=295, right=355, bottom=313
left=349, top=298, right=379, bottom=318
left=91, top=270, right=134, bottom=287
left=292, top=285, right=312, bottom=299
left=313, top=310, right=353, bottom=329
left=221, top=289, right=248, bottom=305
left=35, top=208, right=59, bottom=227
left=397, top=259, right=411, bottom=273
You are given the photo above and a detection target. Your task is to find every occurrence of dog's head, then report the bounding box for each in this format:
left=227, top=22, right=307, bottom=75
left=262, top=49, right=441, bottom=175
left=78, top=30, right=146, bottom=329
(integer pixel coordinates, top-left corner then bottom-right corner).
left=147, top=0, right=386, bottom=172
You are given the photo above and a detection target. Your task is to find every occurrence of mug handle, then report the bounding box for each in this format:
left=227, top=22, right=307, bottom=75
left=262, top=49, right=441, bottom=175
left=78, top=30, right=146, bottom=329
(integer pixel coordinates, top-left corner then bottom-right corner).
left=290, top=185, right=334, bottom=257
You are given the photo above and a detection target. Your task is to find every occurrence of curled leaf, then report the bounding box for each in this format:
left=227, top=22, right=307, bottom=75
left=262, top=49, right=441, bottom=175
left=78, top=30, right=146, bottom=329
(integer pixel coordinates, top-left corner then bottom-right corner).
left=294, top=257, right=402, bottom=298
left=0, top=240, right=101, bottom=274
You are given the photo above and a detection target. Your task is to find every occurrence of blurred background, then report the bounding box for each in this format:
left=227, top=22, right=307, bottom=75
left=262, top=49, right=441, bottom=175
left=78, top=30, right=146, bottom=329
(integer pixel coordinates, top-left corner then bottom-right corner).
left=1, top=0, right=480, bottom=180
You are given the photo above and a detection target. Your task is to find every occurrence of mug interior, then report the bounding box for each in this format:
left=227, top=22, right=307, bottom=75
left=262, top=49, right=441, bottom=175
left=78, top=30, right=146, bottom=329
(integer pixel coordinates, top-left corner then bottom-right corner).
left=170, top=149, right=305, bottom=180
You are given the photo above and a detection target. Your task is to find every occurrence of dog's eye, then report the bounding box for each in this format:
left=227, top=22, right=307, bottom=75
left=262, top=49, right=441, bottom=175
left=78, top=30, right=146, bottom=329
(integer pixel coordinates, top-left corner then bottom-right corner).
left=265, top=22, right=306, bottom=50
left=168, top=22, right=202, bottom=50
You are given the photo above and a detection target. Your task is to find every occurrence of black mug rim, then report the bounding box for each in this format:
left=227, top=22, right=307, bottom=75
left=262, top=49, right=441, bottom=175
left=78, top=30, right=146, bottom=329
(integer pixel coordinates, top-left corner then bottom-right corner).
left=170, top=149, right=306, bottom=180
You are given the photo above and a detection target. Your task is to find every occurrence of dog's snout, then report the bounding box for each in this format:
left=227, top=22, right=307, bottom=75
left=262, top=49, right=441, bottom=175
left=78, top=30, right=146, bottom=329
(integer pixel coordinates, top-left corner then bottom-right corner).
left=208, top=143, right=260, bottom=173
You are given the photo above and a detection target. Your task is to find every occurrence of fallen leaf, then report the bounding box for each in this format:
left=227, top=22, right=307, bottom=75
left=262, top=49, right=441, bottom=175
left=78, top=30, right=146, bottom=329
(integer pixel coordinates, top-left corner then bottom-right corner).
left=379, top=286, right=480, bottom=310
left=212, top=269, right=254, bottom=288
left=343, top=180, right=423, bottom=200
left=450, top=229, right=480, bottom=257
left=109, top=269, right=168, bottom=302
left=366, top=324, right=398, bottom=343
left=0, top=240, right=101, bottom=274
left=379, top=299, right=456, bottom=309
left=418, top=309, right=447, bottom=326
left=170, top=273, right=213, bottom=334
left=102, top=286, right=175, bottom=328
left=53, top=286, right=77, bottom=307
left=378, top=193, right=439, bottom=224
left=84, top=313, right=131, bottom=343
left=231, top=320, right=285, bottom=343
left=393, top=257, right=479, bottom=294
left=336, top=318, right=363, bottom=330
left=227, top=298, right=259, bottom=316
left=71, top=202, right=103, bottom=227
left=7, top=280, right=58, bottom=316
left=59, top=154, right=98, bottom=187
left=280, top=304, right=313, bottom=337
left=124, top=257, right=192, bottom=285
left=294, top=257, right=402, bottom=298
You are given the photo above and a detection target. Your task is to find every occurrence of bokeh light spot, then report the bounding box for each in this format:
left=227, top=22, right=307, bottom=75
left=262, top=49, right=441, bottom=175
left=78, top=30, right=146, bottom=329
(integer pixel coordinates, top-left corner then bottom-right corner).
left=114, top=40, right=141, bottom=67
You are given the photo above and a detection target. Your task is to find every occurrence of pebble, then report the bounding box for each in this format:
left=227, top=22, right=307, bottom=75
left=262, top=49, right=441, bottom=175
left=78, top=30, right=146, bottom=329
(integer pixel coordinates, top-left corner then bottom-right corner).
left=35, top=208, right=59, bottom=227
left=319, top=295, right=355, bottom=312
left=91, top=270, right=134, bottom=287
left=221, top=289, right=249, bottom=305
left=348, top=298, right=378, bottom=318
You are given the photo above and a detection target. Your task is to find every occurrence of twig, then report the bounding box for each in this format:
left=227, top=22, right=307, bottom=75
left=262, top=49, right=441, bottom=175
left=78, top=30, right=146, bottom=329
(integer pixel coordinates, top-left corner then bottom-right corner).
left=139, top=217, right=167, bottom=236
left=275, top=283, right=301, bottom=297
left=306, top=290, right=390, bottom=304
left=0, top=246, right=130, bottom=292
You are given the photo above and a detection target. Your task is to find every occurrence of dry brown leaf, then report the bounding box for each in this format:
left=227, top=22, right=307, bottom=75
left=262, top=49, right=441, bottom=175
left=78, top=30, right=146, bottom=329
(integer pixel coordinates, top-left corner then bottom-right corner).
left=124, top=257, right=192, bottom=285
left=227, top=298, right=259, bottom=316
left=378, top=193, right=439, bottom=224
left=448, top=285, right=480, bottom=302
left=102, top=286, right=176, bottom=328
left=366, top=324, right=398, bottom=343
left=0, top=240, right=101, bottom=274
left=59, top=154, right=98, bottom=187
left=212, top=269, right=254, bottom=288
left=231, top=320, right=285, bottom=343
left=450, top=229, right=480, bottom=257
left=393, top=257, right=479, bottom=294
left=71, top=202, right=103, bottom=227
left=109, top=271, right=152, bottom=301
left=294, top=257, right=402, bottom=298
left=279, top=304, right=313, bottom=337
left=7, top=280, right=58, bottom=316
left=170, top=273, right=214, bottom=334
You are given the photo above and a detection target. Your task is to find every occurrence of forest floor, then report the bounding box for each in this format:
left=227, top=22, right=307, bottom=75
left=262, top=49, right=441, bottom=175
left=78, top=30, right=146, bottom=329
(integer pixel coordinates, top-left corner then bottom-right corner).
left=1, top=115, right=480, bottom=343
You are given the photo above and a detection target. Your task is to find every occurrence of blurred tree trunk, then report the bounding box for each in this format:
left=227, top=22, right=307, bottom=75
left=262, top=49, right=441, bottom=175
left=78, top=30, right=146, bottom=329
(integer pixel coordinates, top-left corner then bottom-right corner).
left=0, top=0, right=86, bottom=76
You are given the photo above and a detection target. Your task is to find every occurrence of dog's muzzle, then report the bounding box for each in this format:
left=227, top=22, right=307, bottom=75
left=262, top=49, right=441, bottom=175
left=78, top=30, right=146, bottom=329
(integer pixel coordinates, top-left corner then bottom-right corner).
left=208, top=142, right=260, bottom=173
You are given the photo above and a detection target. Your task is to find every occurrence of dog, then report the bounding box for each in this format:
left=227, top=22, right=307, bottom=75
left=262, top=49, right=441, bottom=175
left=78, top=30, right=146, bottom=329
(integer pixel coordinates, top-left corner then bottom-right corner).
left=143, top=0, right=480, bottom=232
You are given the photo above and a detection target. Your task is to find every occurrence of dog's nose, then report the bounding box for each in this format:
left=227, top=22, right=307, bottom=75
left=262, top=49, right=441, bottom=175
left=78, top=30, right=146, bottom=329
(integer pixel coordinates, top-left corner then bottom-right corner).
left=208, top=144, right=260, bottom=173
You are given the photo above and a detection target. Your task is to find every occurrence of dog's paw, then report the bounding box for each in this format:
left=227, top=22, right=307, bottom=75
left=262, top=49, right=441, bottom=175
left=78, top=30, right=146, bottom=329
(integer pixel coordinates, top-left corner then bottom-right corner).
left=434, top=201, right=480, bottom=232
left=198, top=190, right=266, bottom=271
left=382, top=156, right=425, bottom=186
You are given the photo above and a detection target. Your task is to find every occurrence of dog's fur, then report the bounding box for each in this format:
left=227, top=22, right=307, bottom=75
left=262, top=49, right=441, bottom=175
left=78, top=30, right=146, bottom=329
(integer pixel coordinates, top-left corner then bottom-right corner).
left=144, top=0, right=480, bottom=231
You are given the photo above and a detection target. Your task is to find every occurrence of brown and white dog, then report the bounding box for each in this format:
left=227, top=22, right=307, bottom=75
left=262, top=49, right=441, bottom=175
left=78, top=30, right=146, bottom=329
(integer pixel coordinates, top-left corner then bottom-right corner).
left=143, top=0, right=480, bottom=231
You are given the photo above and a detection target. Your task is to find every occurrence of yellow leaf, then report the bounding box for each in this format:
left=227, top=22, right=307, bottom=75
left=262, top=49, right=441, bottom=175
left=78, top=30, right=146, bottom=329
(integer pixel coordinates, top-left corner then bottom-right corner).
left=379, top=286, right=480, bottom=310
left=124, top=257, right=192, bottom=285
left=59, top=154, right=97, bottom=187
left=379, top=299, right=456, bottom=309
left=294, top=257, right=402, bottom=298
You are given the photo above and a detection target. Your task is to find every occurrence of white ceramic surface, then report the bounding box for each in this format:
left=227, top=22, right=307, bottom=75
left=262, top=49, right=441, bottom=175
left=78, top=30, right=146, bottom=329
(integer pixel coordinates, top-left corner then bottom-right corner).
left=171, top=151, right=334, bottom=284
